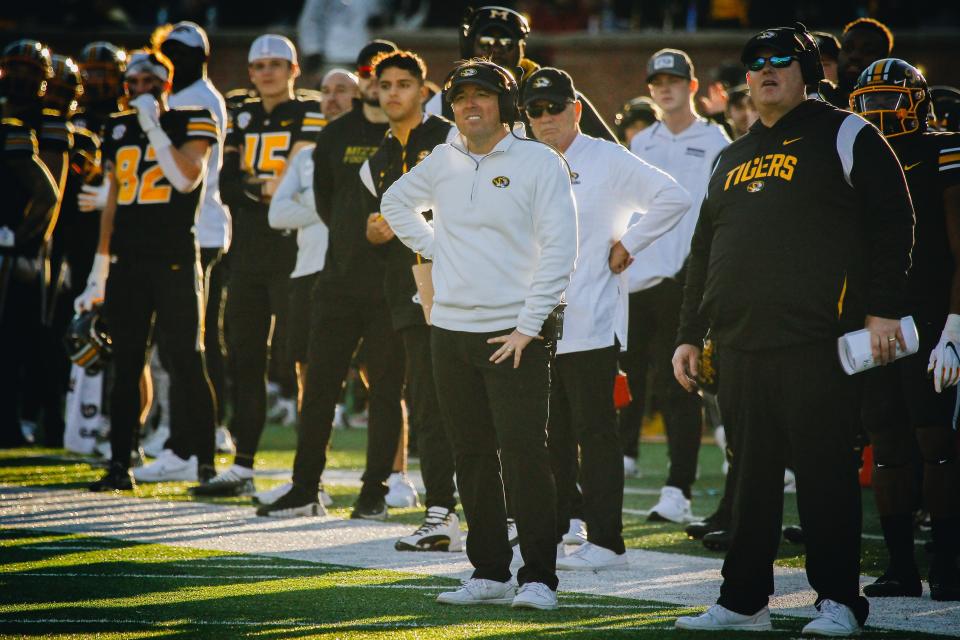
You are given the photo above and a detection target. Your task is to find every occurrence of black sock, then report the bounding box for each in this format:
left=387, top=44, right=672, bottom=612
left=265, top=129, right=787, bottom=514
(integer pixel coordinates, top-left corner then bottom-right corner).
left=879, top=514, right=918, bottom=576
left=930, top=516, right=960, bottom=571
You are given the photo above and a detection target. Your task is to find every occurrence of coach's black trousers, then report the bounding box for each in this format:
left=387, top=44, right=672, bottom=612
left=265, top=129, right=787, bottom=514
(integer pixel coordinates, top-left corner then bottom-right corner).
left=431, top=326, right=558, bottom=590
left=717, top=341, right=868, bottom=626
left=200, top=248, right=227, bottom=424
left=225, top=269, right=290, bottom=469
left=548, top=345, right=625, bottom=553
left=618, top=279, right=702, bottom=495
left=105, top=255, right=216, bottom=469
left=401, top=324, right=457, bottom=511
left=291, top=288, right=404, bottom=498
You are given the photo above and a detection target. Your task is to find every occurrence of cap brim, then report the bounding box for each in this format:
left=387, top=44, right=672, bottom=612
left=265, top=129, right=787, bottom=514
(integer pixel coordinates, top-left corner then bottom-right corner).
left=446, top=77, right=503, bottom=101
left=522, top=91, right=572, bottom=107
left=646, top=68, right=690, bottom=83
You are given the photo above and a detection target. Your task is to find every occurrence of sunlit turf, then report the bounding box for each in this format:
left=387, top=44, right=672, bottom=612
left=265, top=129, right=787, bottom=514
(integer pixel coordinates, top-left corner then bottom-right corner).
left=0, top=528, right=917, bottom=640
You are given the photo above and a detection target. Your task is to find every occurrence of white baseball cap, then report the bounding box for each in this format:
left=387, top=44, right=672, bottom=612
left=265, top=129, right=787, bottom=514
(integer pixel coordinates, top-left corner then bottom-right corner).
left=165, top=21, right=210, bottom=56
left=248, top=34, right=298, bottom=65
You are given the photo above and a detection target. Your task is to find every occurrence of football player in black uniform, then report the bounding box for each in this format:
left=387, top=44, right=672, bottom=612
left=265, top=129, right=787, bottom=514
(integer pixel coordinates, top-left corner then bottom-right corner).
left=359, top=50, right=461, bottom=548
left=851, top=59, right=960, bottom=602
left=257, top=39, right=403, bottom=519
left=79, top=49, right=218, bottom=490
left=195, top=35, right=322, bottom=496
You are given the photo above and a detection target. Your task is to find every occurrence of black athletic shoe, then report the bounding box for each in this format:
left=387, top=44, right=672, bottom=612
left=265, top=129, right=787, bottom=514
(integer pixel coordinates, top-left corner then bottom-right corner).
left=685, top=511, right=729, bottom=540
left=256, top=485, right=324, bottom=517
left=89, top=462, right=134, bottom=492
left=863, top=570, right=922, bottom=598
left=191, top=467, right=255, bottom=497
left=351, top=495, right=388, bottom=521
left=782, top=525, right=805, bottom=545
left=930, top=564, right=960, bottom=601
left=702, top=529, right=731, bottom=552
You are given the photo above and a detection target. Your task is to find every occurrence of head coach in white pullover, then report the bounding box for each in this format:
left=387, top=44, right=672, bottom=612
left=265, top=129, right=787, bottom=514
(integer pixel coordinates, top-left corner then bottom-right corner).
left=381, top=59, right=577, bottom=611
left=523, top=67, right=691, bottom=571
left=621, top=48, right=731, bottom=523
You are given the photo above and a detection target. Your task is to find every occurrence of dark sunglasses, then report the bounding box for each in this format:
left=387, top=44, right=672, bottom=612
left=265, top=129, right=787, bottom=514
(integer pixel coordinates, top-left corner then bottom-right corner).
left=525, top=101, right=571, bottom=118
left=477, top=35, right=515, bottom=49
left=357, top=65, right=374, bottom=79
left=746, top=55, right=797, bottom=72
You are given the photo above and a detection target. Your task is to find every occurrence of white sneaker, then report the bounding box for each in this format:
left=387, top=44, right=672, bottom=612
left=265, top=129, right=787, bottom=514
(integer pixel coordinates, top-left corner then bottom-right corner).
left=623, top=455, right=639, bottom=477
left=676, top=604, right=772, bottom=631
left=784, top=468, right=797, bottom=494
left=267, top=397, right=297, bottom=427
left=215, top=426, right=235, bottom=455
left=648, top=486, right=693, bottom=523
left=141, top=425, right=170, bottom=458
left=437, top=578, right=516, bottom=605
left=132, top=449, right=198, bottom=482
left=801, top=599, right=860, bottom=637
left=395, top=506, right=463, bottom=552
left=254, top=481, right=334, bottom=507
left=385, top=472, right=421, bottom=508
left=507, top=518, right=519, bottom=546
left=562, top=518, right=587, bottom=545
left=512, top=582, right=558, bottom=610
left=557, top=542, right=628, bottom=571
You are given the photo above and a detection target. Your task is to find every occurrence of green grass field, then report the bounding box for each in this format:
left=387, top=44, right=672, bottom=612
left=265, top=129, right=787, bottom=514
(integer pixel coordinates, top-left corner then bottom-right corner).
left=0, top=423, right=938, bottom=639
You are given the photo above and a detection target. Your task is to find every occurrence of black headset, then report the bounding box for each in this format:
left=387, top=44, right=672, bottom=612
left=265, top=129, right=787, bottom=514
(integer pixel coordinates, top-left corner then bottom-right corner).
left=793, top=22, right=825, bottom=85
left=442, top=59, right=519, bottom=125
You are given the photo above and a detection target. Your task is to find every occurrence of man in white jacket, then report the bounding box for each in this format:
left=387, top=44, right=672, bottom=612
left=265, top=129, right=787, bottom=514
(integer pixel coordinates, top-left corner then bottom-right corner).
left=623, top=49, right=731, bottom=522
left=523, top=67, right=691, bottom=570
left=381, top=60, right=577, bottom=611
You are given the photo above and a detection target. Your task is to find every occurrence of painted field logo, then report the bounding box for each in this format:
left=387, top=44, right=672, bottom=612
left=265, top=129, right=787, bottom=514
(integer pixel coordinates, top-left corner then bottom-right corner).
left=492, top=176, right=510, bottom=188
left=746, top=180, right=764, bottom=193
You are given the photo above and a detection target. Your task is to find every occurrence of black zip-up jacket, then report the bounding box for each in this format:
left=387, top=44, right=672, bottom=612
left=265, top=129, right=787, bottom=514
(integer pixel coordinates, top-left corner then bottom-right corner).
left=677, top=99, right=915, bottom=351
left=312, top=99, right=389, bottom=295
left=363, top=114, right=453, bottom=330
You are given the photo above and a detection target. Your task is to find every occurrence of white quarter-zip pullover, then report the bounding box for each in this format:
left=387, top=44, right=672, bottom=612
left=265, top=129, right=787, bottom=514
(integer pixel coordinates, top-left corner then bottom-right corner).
left=168, top=77, right=231, bottom=250
left=558, top=133, right=690, bottom=354
left=268, top=145, right=328, bottom=278
left=381, top=131, right=578, bottom=336
left=627, top=118, right=729, bottom=292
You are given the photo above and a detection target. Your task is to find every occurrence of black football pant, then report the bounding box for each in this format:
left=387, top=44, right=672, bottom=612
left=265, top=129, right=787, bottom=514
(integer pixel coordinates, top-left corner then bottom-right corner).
left=105, top=255, right=216, bottom=470
left=200, top=248, right=227, bottom=424
left=548, top=345, right=625, bottom=554
left=618, top=279, right=702, bottom=496
left=401, top=324, right=457, bottom=511
left=225, top=269, right=290, bottom=469
left=291, top=290, right=404, bottom=499
left=431, top=327, right=558, bottom=590
left=717, top=341, right=868, bottom=626
left=0, top=266, right=41, bottom=447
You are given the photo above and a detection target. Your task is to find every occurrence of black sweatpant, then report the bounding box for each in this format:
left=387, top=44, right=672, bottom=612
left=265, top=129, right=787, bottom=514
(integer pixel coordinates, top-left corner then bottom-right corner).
left=548, top=345, right=625, bottom=553
left=291, top=290, right=404, bottom=498
left=401, top=324, right=456, bottom=511
left=717, top=341, right=868, bottom=626
left=618, top=279, right=702, bottom=495
left=0, top=271, right=40, bottom=447
left=225, top=269, right=291, bottom=468
left=431, top=326, right=558, bottom=590
left=200, top=248, right=227, bottom=424
left=105, top=255, right=216, bottom=470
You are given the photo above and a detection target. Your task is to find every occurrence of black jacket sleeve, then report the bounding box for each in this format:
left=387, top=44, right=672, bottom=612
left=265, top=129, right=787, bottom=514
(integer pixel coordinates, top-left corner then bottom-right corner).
left=7, top=154, right=59, bottom=254
left=219, top=149, right=248, bottom=211
left=849, top=125, right=916, bottom=319
left=676, top=194, right=715, bottom=347
left=312, top=133, right=334, bottom=227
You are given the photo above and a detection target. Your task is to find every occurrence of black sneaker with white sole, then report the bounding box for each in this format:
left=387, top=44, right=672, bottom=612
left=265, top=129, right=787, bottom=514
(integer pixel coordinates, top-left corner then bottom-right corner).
left=255, top=485, right=325, bottom=517
left=351, top=495, right=388, bottom=521
left=191, top=466, right=255, bottom=497
left=89, top=462, right=134, bottom=492
left=395, top=506, right=464, bottom=551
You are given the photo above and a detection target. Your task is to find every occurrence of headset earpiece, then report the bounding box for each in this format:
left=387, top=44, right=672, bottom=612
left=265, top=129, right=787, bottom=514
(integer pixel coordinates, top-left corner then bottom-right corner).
left=793, top=22, right=824, bottom=85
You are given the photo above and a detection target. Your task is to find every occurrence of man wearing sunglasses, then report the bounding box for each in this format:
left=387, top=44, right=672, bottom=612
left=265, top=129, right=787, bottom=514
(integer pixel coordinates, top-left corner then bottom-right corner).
left=673, top=26, right=914, bottom=636
left=522, top=67, right=690, bottom=571
left=622, top=48, right=730, bottom=526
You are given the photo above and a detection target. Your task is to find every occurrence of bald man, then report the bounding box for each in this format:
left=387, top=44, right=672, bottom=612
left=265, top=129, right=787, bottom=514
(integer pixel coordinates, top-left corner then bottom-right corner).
left=320, top=68, right=359, bottom=121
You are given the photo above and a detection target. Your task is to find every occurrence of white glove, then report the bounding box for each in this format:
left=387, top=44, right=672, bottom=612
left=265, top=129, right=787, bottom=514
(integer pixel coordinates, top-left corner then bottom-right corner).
left=130, top=93, right=161, bottom=134
left=74, top=253, right=110, bottom=314
left=78, top=176, right=111, bottom=212
left=928, top=314, right=960, bottom=393
left=0, top=226, right=14, bottom=248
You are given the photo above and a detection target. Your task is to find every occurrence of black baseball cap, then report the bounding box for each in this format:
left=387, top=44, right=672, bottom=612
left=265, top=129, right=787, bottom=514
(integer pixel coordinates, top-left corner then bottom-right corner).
left=646, top=48, right=694, bottom=83
left=356, top=39, right=397, bottom=68
left=469, top=6, right=530, bottom=40
left=444, top=60, right=512, bottom=102
left=740, top=28, right=808, bottom=66
left=521, top=67, right=576, bottom=107
left=615, top=96, right=661, bottom=129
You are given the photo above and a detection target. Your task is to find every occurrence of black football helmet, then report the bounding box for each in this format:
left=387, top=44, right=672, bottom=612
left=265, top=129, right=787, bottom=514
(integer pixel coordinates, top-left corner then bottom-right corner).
left=64, top=307, right=112, bottom=374
left=44, top=54, right=83, bottom=116
left=0, top=39, right=53, bottom=104
left=850, top=58, right=930, bottom=137
left=459, top=5, right=530, bottom=60
left=77, top=41, right=127, bottom=108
